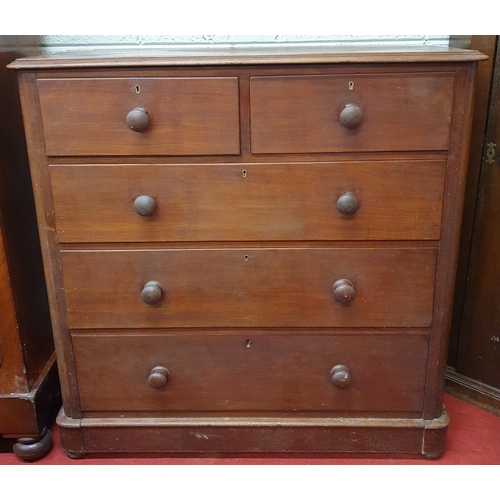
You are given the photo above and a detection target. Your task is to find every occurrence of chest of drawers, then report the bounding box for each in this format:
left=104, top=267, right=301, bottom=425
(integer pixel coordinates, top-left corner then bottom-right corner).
left=10, top=46, right=485, bottom=458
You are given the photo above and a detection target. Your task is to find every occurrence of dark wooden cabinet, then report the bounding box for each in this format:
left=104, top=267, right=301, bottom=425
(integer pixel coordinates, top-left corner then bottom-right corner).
left=9, top=46, right=483, bottom=458
left=0, top=36, right=60, bottom=461
left=447, top=36, right=500, bottom=415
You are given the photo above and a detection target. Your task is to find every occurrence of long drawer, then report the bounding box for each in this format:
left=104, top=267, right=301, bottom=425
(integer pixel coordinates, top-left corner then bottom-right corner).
left=38, top=77, right=241, bottom=156
left=61, top=247, right=437, bottom=329
left=72, top=333, right=429, bottom=413
left=250, top=73, right=454, bottom=153
left=51, top=160, right=446, bottom=242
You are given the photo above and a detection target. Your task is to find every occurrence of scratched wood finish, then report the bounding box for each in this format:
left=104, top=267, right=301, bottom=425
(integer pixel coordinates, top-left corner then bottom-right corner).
left=38, top=77, right=240, bottom=156
left=72, top=333, right=428, bottom=413
left=59, top=415, right=447, bottom=456
left=250, top=73, right=455, bottom=153
left=60, top=247, right=437, bottom=329
left=50, top=160, right=446, bottom=243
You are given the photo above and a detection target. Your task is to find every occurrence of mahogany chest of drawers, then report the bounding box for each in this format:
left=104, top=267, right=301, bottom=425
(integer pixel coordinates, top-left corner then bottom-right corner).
left=10, top=46, right=485, bottom=458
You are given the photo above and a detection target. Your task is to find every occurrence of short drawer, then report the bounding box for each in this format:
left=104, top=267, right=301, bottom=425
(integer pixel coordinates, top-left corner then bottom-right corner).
left=38, top=77, right=240, bottom=156
left=250, top=73, right=454, bottom=153
left=50, top=160, right=446, bottom=243
left=61, top=247, right=437, bottom=329
left=72, top=333, right=428, bottom=414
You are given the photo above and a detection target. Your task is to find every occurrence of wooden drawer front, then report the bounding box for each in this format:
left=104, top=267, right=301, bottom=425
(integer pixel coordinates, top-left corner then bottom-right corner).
left=73, top=333, right=428, bottom=413
left=61, top=247, right=437, bottom=329
left=38, top=77, right=240, bottom=156
left=51, top=160, right=446, bottom=243
left=250, top=73, right=454, bottom=153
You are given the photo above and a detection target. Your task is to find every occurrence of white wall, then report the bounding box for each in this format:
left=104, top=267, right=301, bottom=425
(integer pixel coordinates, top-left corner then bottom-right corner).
left=40, top=35, right=449, bottom=54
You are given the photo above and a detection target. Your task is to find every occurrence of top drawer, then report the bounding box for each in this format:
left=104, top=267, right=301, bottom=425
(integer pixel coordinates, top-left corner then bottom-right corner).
left=250, top=73, right=454, bottom=154
left=37, top=77, right=241, bottom=156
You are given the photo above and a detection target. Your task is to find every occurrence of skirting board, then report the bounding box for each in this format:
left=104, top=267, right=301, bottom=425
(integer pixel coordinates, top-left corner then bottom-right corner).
left=445, top=366, right=500, bottom=417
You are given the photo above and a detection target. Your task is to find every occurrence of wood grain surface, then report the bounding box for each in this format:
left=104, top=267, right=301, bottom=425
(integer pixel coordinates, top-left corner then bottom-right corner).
left=50, top=160, right=446, bottom=242
left=250, top=73, right=454, bottom=153
left=0, top=226, right=26, bottom=392
left=448, top=36, right=498, bottom=369
left=38, top=77, right=240, bottom=156
left=72, top=333, right=428, bottom=413
left=7, top=46, right=487, bottom=70
left=456, top=41, right=500, bottom=389
left=60, top=247, right=437, bottom=329
left=10, top=47, right=480, bottom=456
left=0, top=35, right=53, bottom=393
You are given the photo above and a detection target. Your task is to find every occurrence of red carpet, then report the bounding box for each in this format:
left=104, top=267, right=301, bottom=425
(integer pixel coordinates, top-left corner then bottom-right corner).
left=1, top=394, right=499, bottom=464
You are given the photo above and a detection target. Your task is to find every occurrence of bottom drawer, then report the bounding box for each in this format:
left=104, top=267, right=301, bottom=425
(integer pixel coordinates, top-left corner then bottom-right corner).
left=73, top=333, right=429, bottom=414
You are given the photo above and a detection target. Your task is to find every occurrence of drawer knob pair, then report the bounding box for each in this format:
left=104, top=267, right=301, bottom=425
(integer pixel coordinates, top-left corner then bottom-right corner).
left=339, top=104, right=363, bottom=129
left=148, top=366, right=170, bottom=389
left=127, top=104, right=362, bottom=133
left=148, top=365, right=350, bottom=390
left=141, top=281, right=164, bottom=305
left=134, top=193, right=358, bottom=218
left=141, top=280, right=354, bottom=306
left=333, top=279, right=355, bottom=304
left=331, top=365, right=351, bottom=388
left=126, top=107, right=150, bottom=132
left=134, top=193, right=358, bottom=220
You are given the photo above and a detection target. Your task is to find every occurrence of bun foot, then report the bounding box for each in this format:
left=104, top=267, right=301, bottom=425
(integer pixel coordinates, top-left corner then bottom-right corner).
left=13, top=428, right=53, bottom=461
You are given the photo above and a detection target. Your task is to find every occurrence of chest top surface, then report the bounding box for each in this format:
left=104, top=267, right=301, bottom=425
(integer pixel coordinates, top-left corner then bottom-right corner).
left=8, top=45, right=486, bottom=69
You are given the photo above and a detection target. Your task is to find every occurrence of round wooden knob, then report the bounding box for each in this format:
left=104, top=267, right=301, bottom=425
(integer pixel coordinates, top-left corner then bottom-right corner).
left=330, top=365, right=351, bottom=389
left=332, top=279, right=356, bottom=305
left=134, top=195, right=156, bottom=217
left=148, top=366, right=170, bottom=389
left=126, top=107, right=150, bottom=132
left=336, top=192, right=359, bottom=215
left=141, top=281, right=163, bottom=305
left=339, top=104, right=363, bottom=129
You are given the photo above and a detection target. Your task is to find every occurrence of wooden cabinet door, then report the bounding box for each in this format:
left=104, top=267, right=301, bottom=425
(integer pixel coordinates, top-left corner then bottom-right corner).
left=448, top=36, right=500, bottom=412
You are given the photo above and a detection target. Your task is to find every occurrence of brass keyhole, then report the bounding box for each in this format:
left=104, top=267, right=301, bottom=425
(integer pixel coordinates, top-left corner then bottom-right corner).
left=244, top=254, right=249, bottom=262
left=135, top=85, right=141, bottom=94
left=348, top=81, right=354, bottom=91
left=485, top=142, right=497, bottom=165
left=242, top=169, right=248, bottom=178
